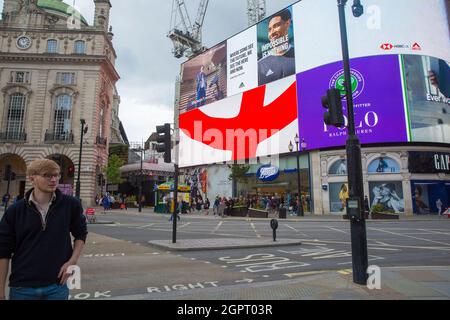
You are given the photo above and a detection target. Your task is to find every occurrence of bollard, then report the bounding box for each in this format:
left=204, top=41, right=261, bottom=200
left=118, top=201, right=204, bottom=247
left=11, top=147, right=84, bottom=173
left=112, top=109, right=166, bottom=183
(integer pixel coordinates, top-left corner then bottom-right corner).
left=270, top=219, right=278, bottom=242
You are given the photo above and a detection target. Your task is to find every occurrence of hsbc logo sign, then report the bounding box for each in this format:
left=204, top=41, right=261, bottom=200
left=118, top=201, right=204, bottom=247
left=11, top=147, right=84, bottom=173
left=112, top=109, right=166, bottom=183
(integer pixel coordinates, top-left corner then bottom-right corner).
left=380, top=43, right=422, bottom=51
left=412, top=43, right=422, bottom=50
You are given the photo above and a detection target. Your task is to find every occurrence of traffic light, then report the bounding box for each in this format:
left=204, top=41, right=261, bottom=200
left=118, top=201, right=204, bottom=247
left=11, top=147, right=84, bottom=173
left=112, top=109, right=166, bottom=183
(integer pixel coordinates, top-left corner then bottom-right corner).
left=10, top=172, right=16, bottom=181
left=68, top=165, right=75, bottom=178
left=322, top=88, right=345, bottom=128
left=156, top=123, right=171, bottom=163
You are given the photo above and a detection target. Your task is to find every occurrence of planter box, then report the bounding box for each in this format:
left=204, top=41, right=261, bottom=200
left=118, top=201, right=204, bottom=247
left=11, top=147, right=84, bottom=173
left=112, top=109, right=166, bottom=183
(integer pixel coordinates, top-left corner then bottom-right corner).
left=371, top=212, right=399, bottom=220
left=248, top=208, right=268, bottom=218
left=230, top=206, right=248, bottom=217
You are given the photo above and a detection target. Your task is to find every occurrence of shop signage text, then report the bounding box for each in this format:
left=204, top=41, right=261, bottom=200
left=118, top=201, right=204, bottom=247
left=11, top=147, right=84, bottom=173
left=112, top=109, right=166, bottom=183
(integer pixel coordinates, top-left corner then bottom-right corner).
left=409, top=152, right=450, bottom=174
left=257, top=165, right=280, bottom=182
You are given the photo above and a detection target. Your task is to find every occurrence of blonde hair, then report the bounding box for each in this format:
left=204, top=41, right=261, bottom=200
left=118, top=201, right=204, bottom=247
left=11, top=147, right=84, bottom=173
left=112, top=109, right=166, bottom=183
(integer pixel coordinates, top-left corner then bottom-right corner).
left=27, top=159, right=60, bottom=176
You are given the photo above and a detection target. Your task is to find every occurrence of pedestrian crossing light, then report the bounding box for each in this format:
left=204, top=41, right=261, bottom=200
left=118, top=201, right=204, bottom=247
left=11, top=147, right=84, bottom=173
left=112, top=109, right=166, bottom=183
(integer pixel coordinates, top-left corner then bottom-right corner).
left=156, top=123, right=171, bottom=163
left=322, top=88, right=345, bottom=128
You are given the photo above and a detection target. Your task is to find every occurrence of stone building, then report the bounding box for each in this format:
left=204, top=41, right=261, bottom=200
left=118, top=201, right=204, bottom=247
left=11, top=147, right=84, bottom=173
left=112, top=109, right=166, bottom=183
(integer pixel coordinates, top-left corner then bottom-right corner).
left=0, top=0, right=120, bottom=207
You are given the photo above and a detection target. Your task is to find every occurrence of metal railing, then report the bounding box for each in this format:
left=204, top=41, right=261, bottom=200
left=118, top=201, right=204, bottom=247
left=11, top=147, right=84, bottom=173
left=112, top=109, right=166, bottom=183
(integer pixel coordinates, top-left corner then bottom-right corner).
left=96, top=136, right=107, bottom=146
left=0, top=131, right=27, bottom=142
left=44, top=130, right=74, bottom=143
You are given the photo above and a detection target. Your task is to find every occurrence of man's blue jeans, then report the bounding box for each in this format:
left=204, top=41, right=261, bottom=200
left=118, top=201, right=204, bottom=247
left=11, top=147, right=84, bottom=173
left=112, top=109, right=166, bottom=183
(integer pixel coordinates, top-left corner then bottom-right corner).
left=9, top=284, right=69, bottom=300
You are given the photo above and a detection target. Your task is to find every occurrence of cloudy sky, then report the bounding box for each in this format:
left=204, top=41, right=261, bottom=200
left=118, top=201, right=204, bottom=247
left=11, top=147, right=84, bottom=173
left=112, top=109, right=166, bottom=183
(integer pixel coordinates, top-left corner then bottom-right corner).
left=1, top=0, right=297, bottom=142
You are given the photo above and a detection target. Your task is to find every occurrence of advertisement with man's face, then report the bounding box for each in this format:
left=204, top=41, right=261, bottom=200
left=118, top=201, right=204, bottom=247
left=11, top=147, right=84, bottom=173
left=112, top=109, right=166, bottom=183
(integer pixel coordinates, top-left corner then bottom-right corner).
left=369, top=181, right=405, bottom=213
left=257, top=6, right=295, bottom=86
left=179, top=42, right=227, bottom=114
left=402, top=55, right=450, bottom=143
left=297, top=55, right=408, bottom=150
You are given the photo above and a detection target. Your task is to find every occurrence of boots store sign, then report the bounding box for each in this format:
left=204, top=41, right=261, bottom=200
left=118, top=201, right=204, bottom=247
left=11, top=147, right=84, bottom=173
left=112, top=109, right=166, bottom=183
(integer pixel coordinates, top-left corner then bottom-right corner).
left=409, top=152, right=450, bottom=174
left=257, top=165, right=280, bottom=182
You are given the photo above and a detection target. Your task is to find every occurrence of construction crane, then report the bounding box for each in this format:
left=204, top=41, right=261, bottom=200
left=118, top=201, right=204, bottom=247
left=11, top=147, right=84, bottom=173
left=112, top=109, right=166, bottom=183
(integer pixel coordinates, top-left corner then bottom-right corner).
left=247, top=0, right=266, bottom=26
left=168, top=0, right=210, bottom=59
left=168, top=0, right=266, bottom=59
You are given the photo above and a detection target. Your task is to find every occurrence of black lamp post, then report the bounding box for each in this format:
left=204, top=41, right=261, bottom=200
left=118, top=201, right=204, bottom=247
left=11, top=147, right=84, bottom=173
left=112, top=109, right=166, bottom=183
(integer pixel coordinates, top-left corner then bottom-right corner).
left=289, top=134, right=304, bottom=217
left=138, top=146, right=143, bottom=213
left=337, top=0, right=368, bottom=285
left=75, top=119, right=88, bottom=200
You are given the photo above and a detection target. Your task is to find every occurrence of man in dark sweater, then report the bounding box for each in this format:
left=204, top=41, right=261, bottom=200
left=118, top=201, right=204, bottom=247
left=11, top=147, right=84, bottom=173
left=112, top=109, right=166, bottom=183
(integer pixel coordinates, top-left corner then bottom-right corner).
left=0, top=159, right=88, bottom=300
left=258, top=8, right=296, bottom=86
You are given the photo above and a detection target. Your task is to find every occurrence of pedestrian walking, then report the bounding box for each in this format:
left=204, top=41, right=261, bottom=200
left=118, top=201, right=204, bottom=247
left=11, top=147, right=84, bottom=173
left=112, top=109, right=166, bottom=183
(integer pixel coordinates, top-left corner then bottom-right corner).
left=0, top=159, right=87, bottom=300
left=203, top=198, right=210, bottom=215
left=364, top=195, right=370, bottom=215
left=436, top=198, right=443, bottom=216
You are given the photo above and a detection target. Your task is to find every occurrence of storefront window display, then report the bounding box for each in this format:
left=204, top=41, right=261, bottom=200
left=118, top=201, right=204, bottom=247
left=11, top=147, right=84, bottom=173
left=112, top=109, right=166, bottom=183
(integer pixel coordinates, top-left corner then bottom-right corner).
left=369, top=181, right=405, bottom=214
left=368, top=157, right=400, bottom=174
left=238, top=155, right=312, bottom=212
left=411, top=181, right=450, bottom=215
left=329, top=182, right=349, bottom=213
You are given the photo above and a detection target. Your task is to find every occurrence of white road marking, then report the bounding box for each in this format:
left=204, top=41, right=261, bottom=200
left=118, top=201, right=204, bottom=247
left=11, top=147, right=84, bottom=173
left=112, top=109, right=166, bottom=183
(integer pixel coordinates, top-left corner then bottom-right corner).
left=367, top=247, right=401, bottom=251
left=136, top=223, right=155, bottom=229
left=369, top=227, right=450, bottom=246
left=212, top=221, right=223, bottom=234
left=337, top=255, right=385, bottom=265
left=250, top=222, right=261, bottom=238
left=235, top=279, right=254, bottom=283
left=327, top=227, right=350, bottom=235
left=282, top=224, right=312, bottom=238
left=418, top=229, right=450, bottom=236
left=178, top=223, right=191, bottom=229
left=285, top=271, right=328, bottom=278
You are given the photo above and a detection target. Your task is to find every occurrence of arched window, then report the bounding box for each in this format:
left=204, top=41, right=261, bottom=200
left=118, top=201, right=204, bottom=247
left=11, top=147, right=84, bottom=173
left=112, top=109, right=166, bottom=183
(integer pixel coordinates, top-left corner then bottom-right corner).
left=329, top=159, right=347, bottom=175
left=6, top=93, right=26, bottom=140
left=53, top=94, right=72, bottom=139
left=47, top=39, right=57, bottom=53
left=368, top=157, right=400, bottom=173
left=74, top=40, right=85, bottom=54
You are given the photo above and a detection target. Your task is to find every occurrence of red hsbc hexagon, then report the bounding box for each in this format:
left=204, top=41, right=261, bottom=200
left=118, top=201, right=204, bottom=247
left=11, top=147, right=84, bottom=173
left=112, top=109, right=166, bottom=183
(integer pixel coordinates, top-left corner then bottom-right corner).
left=380, top=43, right=393, bottom=50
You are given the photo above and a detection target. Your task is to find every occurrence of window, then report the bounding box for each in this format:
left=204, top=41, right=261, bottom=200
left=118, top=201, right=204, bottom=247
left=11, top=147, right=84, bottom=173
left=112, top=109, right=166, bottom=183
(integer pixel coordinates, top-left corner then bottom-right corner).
left=47, top=39, right=58, bottom=53
left=74, top=40, right=85, bottom=54
left=368, top=157, right=400, bottom=174
left=99, top=106, right=105, bottom=138
left=6, top=93, right=26, bottom=139
left=329, top=160, right=347, bottom=175
left=57, top=72, right=76, bottom=85
left=9, top=71, right=31, bottom=84
left=53, top=94, right=72, bottom=137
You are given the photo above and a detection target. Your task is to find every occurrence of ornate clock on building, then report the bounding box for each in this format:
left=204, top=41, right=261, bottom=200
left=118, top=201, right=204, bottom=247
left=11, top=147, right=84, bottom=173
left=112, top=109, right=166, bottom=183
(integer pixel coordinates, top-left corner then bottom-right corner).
left=17, top=36, right=32, bottom=50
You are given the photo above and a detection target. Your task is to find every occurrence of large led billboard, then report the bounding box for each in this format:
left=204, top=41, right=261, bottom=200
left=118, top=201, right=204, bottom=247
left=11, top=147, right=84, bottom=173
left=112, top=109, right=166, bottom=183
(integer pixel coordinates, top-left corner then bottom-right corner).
left=178, top=0, right=450, bottom=167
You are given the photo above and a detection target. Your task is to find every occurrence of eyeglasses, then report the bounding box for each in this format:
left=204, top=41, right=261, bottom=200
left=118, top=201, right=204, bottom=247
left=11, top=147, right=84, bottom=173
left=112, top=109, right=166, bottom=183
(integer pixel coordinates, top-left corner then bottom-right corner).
left=41, top=173, right=61, bottom=181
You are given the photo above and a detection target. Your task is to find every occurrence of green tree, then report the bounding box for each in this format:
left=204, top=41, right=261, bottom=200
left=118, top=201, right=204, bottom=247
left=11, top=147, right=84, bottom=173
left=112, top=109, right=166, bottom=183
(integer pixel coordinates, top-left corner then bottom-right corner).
left=228, top=164, right=250, bottom=183
left=106, top=154, right=124, bottom=185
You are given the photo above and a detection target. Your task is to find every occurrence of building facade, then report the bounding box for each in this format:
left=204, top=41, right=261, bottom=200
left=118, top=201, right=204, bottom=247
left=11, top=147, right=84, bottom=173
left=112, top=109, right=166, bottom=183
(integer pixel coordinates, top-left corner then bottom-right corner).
left=0, top=0, right=120, bottom=207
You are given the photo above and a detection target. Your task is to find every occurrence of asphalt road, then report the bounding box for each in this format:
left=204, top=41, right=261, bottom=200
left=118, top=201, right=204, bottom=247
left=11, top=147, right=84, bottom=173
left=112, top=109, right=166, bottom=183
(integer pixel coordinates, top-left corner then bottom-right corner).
left=66, top=212, right=450, bottom=299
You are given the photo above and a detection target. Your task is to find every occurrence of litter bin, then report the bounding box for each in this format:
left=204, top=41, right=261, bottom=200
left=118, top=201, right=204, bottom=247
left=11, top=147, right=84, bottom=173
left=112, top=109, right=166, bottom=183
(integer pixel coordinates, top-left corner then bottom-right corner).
left=279, top=207, right=287, bottom=219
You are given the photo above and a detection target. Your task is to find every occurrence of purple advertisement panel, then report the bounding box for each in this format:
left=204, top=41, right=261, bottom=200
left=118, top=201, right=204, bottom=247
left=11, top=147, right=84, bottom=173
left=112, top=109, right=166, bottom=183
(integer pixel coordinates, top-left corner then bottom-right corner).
left=297, top=55, right=408, bottom=150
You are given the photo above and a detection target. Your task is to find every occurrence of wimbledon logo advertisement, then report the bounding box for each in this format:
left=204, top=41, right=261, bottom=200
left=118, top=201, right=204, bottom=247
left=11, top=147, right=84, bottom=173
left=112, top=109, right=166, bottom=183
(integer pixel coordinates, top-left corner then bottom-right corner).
left=330, top=69, right=365, bottom=100
left=296, top=55, right=409, bottom=150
